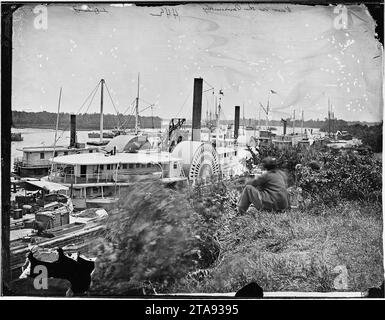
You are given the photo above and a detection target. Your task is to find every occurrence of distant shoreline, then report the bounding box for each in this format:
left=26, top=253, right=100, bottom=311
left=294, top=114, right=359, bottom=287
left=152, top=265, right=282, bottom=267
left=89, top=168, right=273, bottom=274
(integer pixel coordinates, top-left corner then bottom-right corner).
left=11, top=125, right=160, bottom=131
left=11, top=110, right=163, bottom=130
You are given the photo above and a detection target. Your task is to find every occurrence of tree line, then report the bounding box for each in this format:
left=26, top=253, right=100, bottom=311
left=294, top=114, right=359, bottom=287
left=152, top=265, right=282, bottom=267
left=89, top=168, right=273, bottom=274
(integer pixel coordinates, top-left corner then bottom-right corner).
left=11, top=111, right=162, bottom=130
left=221, top=118, right=333, bottom=129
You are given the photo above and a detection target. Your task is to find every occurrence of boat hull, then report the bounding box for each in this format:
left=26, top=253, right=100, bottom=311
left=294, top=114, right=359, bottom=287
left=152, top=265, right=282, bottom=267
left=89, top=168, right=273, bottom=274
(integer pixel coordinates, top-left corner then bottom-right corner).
left=11, top=133, right=23, bottom=141
left=16, top=166, right=50, bottom=178
left=10, top=222, right=104, bottom=277
left=88, top=132, right=115, bottom=139
left=86, top=140, right=109, bottom=146
left=86, top=198, right=119, bottom=210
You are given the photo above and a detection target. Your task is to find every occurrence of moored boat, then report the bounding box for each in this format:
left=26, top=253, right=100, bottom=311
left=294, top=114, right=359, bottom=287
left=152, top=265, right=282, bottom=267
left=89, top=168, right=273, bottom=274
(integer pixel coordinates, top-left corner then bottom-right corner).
left=45, top=142, right=187, bottom=210
left=13, top=107, right=99, bottom=178
left=11, top=132, right=23, bottom=141
left=14, top=144, right=99, bottom=178
left=88, top=131, right=115, bottom=139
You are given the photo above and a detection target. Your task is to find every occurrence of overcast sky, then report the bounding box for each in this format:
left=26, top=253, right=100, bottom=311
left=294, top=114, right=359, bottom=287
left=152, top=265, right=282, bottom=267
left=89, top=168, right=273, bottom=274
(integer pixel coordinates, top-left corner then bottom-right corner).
left=13, top=3, right=383, bottom=122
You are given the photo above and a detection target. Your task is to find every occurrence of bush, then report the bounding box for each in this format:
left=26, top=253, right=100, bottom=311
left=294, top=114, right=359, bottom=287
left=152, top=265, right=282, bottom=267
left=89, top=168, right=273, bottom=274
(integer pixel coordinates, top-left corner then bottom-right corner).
left=89, top=179, right=241, bottom=295
left=90, top=182, right=204, bottom=294
left=297, top=152, right=382, bottom=206
left=186, top=179, right=241, bottom=268
left=249, top=145, right=382, bottom=207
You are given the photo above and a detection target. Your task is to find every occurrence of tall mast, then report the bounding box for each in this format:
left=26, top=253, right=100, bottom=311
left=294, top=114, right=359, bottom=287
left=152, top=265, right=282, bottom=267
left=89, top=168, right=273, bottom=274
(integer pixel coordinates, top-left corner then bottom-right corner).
left=100, top=79, right=105, bottom=143
left=292, top=109, right=295, bottom=135
left=212, top=89, right=215, bottom=126
left=331, top=100, right=335, bottom=138
left=242, top=103, right=245, bottom=135
left=51, top=87, right=62, bottom=179
left=266, top=92, right=271, bottom=129
left=53, top=87, right=62, bottom=146
left=216, top=98, right=221, bottom=129
left=215, top=96, right=217, bottom=118
left=216, top=92, right=222, bottom=146
left=301, top=109, right=304, bottom=135
left=135, top=73, right=140, bottom=135
left=328, top=97, right=331, bottom=138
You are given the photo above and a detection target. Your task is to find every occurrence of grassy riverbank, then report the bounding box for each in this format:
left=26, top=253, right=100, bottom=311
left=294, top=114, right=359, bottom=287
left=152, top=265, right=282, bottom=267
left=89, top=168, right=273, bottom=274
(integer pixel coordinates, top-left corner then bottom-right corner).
left=89, top=148, right=383, bottom=295
left=90, top=180, right=383, bottom=295
left=174, top=201, right=383, bottom=293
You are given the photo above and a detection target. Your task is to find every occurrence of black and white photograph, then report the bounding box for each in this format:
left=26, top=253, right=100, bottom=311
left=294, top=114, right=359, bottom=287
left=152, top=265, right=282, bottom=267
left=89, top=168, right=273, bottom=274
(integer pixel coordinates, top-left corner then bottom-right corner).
left=1, top=0, right=384, bottom=301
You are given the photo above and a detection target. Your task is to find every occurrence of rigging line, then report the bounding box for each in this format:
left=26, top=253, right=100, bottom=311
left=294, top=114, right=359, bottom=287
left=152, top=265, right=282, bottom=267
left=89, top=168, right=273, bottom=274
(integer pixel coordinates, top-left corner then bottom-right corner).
left=129, top=102, right=136, bottom=118
left=121, top=98, right=136, bottom=117
left=139, top=104, right=154, bottom=114
left=129, top=98, right=137, bottom=115
left=52, top=87, right=62, bottom=147
left=121, top=102, right=136, bottom=128
left=127, top=99, right=137, bottom=118
left=82, top=81, right=101, bottom=115
left=138, top=97, right=155, bottom=107
left=120, top=99, right=137, bottom=128
left=104, top=82, right=124, bottom=128
left=104, top=83, right=121, bottom=114
left=219, top=106, right=227, bottom=121
left=52, top=81, right=100, bottom=145
left=203, top=79, right=215, bottom=90
left=175, top=92, right=192, bottom=117
left=205, top=95, right=209, bottom=121
left=54, top=81, right=100, bottom=145
left=76, top=80, right=101, bottom=115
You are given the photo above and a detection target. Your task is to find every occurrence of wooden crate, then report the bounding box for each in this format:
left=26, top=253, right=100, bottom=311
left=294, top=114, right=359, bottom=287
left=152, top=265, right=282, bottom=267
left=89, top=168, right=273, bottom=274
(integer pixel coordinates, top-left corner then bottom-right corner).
left=35, top=210, right=69, bottom=230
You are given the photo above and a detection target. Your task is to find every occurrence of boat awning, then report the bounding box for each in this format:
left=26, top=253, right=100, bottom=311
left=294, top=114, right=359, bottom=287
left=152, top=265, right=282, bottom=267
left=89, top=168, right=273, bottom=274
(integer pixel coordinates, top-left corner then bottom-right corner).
left=104, top=135, right=151, bottom=153
left=50, top=151, right=183, bottom=165
left=24, top=180, right=69, bottom=192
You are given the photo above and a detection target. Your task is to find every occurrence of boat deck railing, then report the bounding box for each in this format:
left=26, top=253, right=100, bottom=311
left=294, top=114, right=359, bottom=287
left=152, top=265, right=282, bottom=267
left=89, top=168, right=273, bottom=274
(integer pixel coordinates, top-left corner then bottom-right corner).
left=50, top=173, right=114, bottom=184
left=49, top=171, right=163, bottom=185
left=14, top=156, right=45, bottom=166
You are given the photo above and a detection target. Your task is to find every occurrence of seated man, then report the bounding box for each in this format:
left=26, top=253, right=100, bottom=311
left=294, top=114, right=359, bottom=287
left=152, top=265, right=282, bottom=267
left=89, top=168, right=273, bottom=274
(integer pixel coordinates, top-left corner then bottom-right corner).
left=238, top=157, right=289, bottom=214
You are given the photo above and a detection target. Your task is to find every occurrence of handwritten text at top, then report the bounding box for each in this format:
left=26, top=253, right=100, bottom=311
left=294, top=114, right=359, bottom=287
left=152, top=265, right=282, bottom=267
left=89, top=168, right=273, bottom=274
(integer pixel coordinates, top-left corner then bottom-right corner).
left=202, top=4, right=292, bottom=14
left=150, top=7, right=180, bottom=20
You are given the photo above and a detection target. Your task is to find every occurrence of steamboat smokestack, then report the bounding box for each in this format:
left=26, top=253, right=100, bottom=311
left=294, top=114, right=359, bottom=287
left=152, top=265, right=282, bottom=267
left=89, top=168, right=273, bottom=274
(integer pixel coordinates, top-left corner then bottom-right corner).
left=234, top=106, right=240, bottom=140
left=192, top=78, right=203, bottom=141
left=282, top=119, right=287, bottom=135
left=70, top=114, right=77, bottom=147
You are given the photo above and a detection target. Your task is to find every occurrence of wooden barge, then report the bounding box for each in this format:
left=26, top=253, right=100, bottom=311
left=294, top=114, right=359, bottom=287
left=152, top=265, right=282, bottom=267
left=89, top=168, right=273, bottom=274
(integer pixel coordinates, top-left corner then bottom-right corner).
left=10, top=220, right=105, bottom=279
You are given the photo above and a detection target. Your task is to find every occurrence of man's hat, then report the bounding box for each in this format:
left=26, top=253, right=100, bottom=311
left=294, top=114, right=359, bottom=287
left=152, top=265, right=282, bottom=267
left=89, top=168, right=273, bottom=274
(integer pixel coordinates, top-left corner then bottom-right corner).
left=262, top=157, right=277, bottom=170
left=309, top=161, right=321, bottom=170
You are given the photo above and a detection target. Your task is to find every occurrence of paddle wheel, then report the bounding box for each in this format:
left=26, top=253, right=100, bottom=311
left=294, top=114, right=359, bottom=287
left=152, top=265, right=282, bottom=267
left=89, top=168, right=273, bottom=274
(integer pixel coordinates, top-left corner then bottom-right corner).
left=171, top=141, right=221, bottom=181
